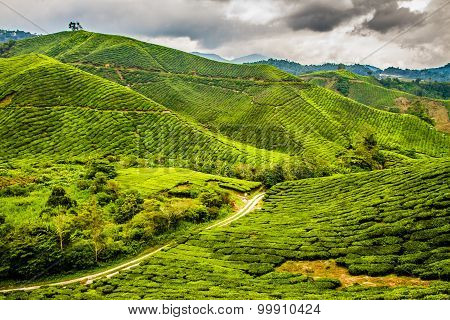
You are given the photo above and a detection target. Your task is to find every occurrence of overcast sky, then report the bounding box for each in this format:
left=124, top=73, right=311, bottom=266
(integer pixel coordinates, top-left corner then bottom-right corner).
left=1, top=0, right=449, bottom=68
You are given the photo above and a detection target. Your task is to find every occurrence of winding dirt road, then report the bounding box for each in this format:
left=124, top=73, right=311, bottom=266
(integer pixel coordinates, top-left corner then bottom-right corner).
left=0, top=192, right=265, bottom=293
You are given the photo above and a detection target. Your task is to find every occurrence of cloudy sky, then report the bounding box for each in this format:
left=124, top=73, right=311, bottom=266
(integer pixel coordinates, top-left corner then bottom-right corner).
left=1, top=0, right=449, bottom=68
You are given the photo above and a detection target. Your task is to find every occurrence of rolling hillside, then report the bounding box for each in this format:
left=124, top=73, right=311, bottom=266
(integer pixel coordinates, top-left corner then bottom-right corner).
left=0, top=54, right=292, bottom=171
left=300, top=70, right=450, bottom=133
left=0, top=30, right=449, bottom=301
left=3, top=31, right=448, bottom=162
left=2, top=159, right=448, bottom=299
left=2, top=31, right=293, bottom=81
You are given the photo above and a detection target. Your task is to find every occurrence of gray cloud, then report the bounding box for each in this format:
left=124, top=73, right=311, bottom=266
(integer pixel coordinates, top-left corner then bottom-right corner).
left=361, top=1, right=425, bottom=33
left=0, top=0, right=448, bottom=68
left=286, top=3, right=355, bottom=32
left=285, top=0, right=425, bottom=33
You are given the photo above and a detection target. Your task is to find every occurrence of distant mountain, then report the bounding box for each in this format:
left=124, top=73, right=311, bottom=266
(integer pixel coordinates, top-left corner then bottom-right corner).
left=191, top=52, right=270, bottom=64
left=191, top=52, right=229, bottom=63
left=0, top=29, right=35, bottom=42
left=251, top=59, right=450, bottom=82
left=231, top=54, right=269, bottom=64
left=381, top=64, right=450, bottom=82
left=250, top=59, right=381, bottom=76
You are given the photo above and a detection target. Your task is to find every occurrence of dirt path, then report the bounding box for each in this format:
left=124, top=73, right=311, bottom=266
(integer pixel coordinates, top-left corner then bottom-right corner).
left=0, top=192, right=265, bottom=293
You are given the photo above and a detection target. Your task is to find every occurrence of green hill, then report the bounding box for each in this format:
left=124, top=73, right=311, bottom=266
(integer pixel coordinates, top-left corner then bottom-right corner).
left=0, top=30, right=449, bottom=301
left=3, top=158, right=448, bottom=299
left=1, top=31, right=294, bottom=81
left=300, top=70, right=450, bottom=133
left=3, top=31, right=448, bottom=161
left=0, top=54, right=292, bottom=173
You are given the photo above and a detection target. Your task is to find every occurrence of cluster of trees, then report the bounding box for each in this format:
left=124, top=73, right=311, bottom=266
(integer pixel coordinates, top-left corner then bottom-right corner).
left=378, top=77, right=450, bottom=100
left=335, top=77, right=350, bottom=96
left=0, top=160, right=234, bottom=280
left=0, top=40, right=15, bottom=56
left=340, top=129, right=385, bottom=170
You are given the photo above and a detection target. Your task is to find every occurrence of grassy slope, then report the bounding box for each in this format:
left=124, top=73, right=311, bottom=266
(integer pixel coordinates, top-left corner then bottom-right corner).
left=3, top=31, right=294, bottom=81
left=0, top=54, right=291, bottom=167
left=300, top=70, right=450, bottom=132
left=0, top=164, right=259, bottom=227
left=116, top=167, right=261, bottom=196
left=3, top=159, right=448, bottom=299
left=4, top=31, right=449, bottom=160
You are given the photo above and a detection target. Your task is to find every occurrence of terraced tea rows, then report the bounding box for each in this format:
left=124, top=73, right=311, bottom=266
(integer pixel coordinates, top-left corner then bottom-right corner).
left=3, top=31, right=295, bottom=81
left=0, top=54, right=295, bottom=171
left=3, top=159, right=448, bottom=299
left=130, top=72, right=450, bottom=158
left=301, top=70, right=450, bottom=133
left=4, top=32, right=449, bottom=162
left=300, top=86, right=449, bottom=156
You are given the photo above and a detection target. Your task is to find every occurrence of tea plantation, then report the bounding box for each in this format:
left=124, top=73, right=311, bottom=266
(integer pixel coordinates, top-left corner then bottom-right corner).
left=2, top=159, right=448, bottom=299
left=0, top=54, right=297, bottom=174
left=3, top=32, right=449, bottom=162
left=0, top=31, right=449, bottom=300
left=2, top=31, right=295, bottom=81
left=301, top=70, right=450, bottom=133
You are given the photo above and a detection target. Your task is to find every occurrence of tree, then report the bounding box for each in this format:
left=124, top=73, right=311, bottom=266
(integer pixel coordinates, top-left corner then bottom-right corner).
left=335, top=77, right=350, bottom=96
left=69, top=22, right=83, bottom=31
left=78, top=198, right=105, bottom=262
left=110, top=190, right=144, bottom=224
left=46, top=186, right=76, bottom=208
left=349, top=128, right=385, bottom=170
left=52, top=207, right=73, bottom=251
left=85, top=160, right=117, bottom=179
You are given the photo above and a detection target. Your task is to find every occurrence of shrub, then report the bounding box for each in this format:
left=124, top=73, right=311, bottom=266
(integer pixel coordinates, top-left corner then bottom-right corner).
left=0, top=185, right=32, bottom=197
left=76, top=179, right=91, bottom=190
left=111, top=190, right=144, bottom=224
left=85, top=160, right=117, bottom=180
left=97, top=192, right=114, bottom=206
left=186, top=206, right=210, bottom=223
left=247, top=263, right=274, bottom=276
left=46, top=186, right=76, bottom=208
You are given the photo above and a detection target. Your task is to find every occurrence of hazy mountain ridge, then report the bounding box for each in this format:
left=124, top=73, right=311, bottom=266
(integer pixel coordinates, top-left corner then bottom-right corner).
left=251, top=59, right=450, bottom=82
left=0, top=29, right=36, bottom=42
left=191, top=52, right=270, bottom=64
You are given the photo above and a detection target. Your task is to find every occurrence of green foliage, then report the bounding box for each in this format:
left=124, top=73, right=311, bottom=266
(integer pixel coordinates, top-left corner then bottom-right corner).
left=110, top=190, right=144, bottom=224
left=0, top=184, right=32, bottom=197
left=0, top=40, right=15, bottom=56
left=5, top=160, right=448, bottom=299
left=46, top=186, right=76, bottom=208
left=85, top=160, right=117, bottom=180
left=406, top=100, right=435, bottom=125
left=0, top=163, right=249, bottom=280
left=379, top=77, right=450, bottom=100
left=335, top=77, right=350, bottom=96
